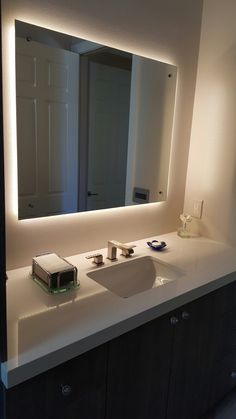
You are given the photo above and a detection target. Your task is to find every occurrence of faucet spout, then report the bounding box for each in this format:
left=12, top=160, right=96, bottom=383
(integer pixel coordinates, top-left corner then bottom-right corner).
left=107, top=240, right=136, bottom=260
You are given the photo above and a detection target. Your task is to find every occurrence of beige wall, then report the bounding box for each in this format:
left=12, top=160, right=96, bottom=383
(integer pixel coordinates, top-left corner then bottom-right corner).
left=184, top=0, right=236, bottom=245
left=2, top=0, right=203, bottom=269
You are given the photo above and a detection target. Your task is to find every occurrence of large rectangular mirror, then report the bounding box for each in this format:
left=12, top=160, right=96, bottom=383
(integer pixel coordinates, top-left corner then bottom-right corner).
left=15, top=20, right=177, bottom=219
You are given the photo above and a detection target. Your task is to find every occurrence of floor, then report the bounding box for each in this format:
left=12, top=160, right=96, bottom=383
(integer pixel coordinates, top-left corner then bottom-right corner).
left=205, top=389, right=236, bottom=418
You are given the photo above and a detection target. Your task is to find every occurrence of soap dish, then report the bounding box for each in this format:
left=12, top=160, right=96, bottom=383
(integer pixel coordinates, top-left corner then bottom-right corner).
left=31, top=252, right=79, bottom=294
left=30, top=274, right=80, bottom=294
left=147, top=240, right=167, bottom=251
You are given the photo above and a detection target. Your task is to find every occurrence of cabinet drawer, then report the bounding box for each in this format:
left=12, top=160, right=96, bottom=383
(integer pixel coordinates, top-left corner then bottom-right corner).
left=6, top=344, right=107, bottom=419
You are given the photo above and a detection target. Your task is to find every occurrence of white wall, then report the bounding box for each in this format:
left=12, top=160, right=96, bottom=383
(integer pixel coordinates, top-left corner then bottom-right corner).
left=2, top=0, right=203, bottom=269
left=184, top=0, right=236, bottom=245
left=125, top=56, right=177, bottom=205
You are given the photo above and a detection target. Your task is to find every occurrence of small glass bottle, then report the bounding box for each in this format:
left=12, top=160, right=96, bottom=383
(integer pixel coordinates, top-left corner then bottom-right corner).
left=177, top=213, right=192, bottom=238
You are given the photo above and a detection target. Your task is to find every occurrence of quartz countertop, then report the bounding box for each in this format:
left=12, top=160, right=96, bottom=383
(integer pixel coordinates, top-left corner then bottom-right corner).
left=2, top=232, right=236, bottom=388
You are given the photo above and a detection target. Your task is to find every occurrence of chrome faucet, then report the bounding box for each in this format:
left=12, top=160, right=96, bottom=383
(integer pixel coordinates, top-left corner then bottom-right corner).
left=107, top=240, right=136, bottom=260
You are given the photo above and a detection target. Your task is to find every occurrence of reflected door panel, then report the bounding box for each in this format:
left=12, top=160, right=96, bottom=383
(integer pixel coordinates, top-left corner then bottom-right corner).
left=16, top=38, right=79, bottom=219
left=87, top=61, right=131, bottom=211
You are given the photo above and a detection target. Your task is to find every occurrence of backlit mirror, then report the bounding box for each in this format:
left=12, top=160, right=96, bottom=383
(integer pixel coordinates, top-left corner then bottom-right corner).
left=15, top=20, right=177, bottom=219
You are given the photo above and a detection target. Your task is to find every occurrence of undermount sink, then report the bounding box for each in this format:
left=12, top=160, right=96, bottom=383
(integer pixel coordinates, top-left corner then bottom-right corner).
left=87, top=256, right=182, bottom=298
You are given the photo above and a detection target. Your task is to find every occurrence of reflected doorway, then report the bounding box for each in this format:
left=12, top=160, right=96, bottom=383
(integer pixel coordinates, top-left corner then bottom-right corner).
left=79, top=49, right=132, bottom=211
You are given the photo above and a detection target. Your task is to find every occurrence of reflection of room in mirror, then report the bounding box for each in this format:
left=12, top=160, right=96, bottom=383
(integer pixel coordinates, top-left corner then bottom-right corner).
left=15, top=20, right=177, bottom=220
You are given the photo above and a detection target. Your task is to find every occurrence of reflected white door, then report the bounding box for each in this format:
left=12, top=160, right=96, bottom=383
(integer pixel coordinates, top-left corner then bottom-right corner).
left=87, top=61, right=131, bottom=210
left=16, top=37, right=79, bottom=218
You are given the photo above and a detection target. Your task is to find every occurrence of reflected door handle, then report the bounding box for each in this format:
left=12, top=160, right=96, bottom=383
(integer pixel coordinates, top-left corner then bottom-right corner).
left=87, top=191, right=98, bottom=196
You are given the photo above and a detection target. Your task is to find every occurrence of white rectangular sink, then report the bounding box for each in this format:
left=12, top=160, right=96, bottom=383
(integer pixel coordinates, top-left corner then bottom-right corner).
left=87, top=256, right=182, bottom=298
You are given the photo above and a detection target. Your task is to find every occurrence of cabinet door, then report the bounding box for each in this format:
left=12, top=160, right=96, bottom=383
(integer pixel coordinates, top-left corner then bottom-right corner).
left=6, top=344, right=107, bottom=419
left=208, top=278, right=236, bottom=408
left=166, top=294, right=217, bottom=419
left=106, top=313, right=174, bottom=419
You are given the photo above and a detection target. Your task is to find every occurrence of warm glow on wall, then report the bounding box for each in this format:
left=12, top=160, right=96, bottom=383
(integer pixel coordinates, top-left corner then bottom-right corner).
left=2, top=0, right=198, bottom=269
left=3, top=23, right=18, bottom=217
left=3, top=17, right=174, bottom=224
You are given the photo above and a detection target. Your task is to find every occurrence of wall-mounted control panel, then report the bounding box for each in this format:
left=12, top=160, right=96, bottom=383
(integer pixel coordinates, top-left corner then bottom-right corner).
left=133, top=187, right=150, bottom=204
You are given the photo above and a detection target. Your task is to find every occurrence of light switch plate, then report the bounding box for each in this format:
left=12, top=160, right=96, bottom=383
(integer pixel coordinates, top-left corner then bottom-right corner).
left=192, top=200, right=203, bottom=219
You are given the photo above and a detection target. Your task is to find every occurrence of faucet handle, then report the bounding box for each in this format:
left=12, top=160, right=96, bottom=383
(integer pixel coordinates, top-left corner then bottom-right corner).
left=107, top=240, right=137, bottom=260
left=121, top=244, right=136, bottom=257
left=86, top=253, right=104, bottom=266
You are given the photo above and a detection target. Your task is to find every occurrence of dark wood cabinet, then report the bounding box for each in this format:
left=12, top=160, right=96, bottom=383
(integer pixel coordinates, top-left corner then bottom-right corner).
left=2, top=279, right=236, bottom=419
left=4, top=344, right=107, bottom=419
left=166, top=295, right=217, bottom=419
left=106, top=292, right=219, bottom=419
left=206, top=278, right=236, bottom=410
left=106, top=313, right=174, bottom=419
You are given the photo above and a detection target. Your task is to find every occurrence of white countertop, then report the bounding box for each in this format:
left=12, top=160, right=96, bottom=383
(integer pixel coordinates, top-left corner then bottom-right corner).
left=2, top=232, right=236, bottom=388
